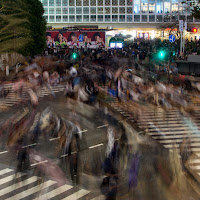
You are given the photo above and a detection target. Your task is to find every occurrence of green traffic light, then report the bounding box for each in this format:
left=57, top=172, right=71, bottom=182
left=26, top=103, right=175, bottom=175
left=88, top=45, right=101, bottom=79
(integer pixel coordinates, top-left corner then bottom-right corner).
left=72, top=52, right=77, bottom=59
left=158, top=50, right=165, bottom=59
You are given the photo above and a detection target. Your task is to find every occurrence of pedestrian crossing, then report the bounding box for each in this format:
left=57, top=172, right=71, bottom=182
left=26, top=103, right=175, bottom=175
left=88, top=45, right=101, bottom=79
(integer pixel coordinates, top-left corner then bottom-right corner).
left=0, top=166, right=103, bottom=200
left=108, top=96, right=200, bottom=182
left=0, top=83, right=65, bottom=109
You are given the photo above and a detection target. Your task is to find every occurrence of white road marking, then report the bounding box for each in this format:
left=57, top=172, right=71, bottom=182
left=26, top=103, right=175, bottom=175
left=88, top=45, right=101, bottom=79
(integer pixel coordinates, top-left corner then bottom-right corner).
left=30, top=160, right=48, bottom=167
left=61, top=189, right=90, bottom=200
left=89, top=143, right=104, bottom=149
left=97, top=124, right=108, bottom=129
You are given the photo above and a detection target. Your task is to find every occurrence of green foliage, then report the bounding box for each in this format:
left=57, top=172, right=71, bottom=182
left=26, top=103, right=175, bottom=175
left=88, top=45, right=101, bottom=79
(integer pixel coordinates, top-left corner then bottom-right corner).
left=0, top=0, right=46, bottom=56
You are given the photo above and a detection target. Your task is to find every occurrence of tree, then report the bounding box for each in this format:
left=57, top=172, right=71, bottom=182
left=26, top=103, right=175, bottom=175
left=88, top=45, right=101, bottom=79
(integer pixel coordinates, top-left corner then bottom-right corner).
left=182, top=0, right=200, bottom=19
left=22, top=0, right=47, bottom=56
left=0, top=0, right=46, bottom=56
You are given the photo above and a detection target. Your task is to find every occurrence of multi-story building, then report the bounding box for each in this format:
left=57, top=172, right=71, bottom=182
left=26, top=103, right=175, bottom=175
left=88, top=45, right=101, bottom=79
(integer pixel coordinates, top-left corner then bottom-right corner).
left=40, top=0, right=200, bottom=40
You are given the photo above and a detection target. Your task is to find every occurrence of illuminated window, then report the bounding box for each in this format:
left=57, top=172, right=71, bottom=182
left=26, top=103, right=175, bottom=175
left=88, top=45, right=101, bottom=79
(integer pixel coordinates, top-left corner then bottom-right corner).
left=98, top=7, right=103, bottom=14
left=62, top=0, right=68, bottom=6
left=156, top=0, right=163, bottom=13
left=69, top=0, right=75, bottom=6
left=164, top=0, right=171, bottom=13
left=83, top=0, right=89, bottom=6
left=76, top=15, right=82, bottom=22
left=112, top=7, right=118, bottom=14
left=105, top=0, right=110, bottom=6
left=149, top=0, right=155, bottom=13
left=63, top=8, right=68, bottom=14
left=90, top=15, right=96, bottom=22
left=98, top=0, right=103, bottom=6
left=127, top=7, right=132, bottom=14
left=119, top=7, right=125, bottom=14
left=119, top=0, right=125, bottom=6
left=105, top=7, right=110, bottom=14
left=91, top=7, right=96, bottom=14
left=134, top=0, right=140, bottom=13
left=56, top=0, right=61, bottom=6
left=63, top=15, right=68, bottom=22
left=141, top=0, right=148, bottom=13
left=56, top=8, right=61, bottom=14
left=76, top=7, right=82, bottom=14
left=90, top=0, right=96, bottom=6
left=112, top=0, right=118, bottom=6
left=83, top=7, right=89, bottom=14
left=76, top=0, right=82, bottom=6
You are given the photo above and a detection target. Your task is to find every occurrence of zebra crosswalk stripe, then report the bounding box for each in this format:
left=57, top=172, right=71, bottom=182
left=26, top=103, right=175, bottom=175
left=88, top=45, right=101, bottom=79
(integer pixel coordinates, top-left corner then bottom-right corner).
left=61, top=189, right=90, bottom=200
left=0, top=176, right=38, bottom=197
left=0, top=167, right=98, bottom=200
left=33, top=184, right=73, bottom=200
left=6, top=180, right=56, bottom=200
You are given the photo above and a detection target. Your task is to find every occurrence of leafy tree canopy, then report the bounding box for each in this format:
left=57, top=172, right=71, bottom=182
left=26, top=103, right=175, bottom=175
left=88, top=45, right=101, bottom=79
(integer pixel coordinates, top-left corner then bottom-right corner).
left=0, top=0, right=46, bottom=56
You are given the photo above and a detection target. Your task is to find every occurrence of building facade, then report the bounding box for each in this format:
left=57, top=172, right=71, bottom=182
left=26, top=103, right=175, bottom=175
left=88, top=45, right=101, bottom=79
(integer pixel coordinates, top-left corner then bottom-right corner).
left=40, top=0, right=200, bottom=40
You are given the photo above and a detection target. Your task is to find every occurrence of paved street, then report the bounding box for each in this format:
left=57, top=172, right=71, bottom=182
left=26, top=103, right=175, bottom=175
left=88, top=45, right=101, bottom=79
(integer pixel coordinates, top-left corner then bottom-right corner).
left=0, top=92, right=199, bottom=199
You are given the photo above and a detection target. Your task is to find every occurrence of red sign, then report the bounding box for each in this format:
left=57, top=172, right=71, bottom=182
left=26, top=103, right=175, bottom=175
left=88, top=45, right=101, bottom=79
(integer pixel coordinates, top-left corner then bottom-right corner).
left=46, top=30, right=105, bottom=49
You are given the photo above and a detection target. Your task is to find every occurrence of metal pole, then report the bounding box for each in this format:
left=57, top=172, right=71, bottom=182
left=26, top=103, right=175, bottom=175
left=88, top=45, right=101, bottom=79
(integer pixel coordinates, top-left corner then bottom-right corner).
left=180, top=31, right=183, bottom=56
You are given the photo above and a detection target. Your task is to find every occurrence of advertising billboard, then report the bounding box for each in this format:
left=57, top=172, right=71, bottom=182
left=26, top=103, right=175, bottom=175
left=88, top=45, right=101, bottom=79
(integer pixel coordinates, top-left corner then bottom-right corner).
left=46, top=30, right=105, bottom=49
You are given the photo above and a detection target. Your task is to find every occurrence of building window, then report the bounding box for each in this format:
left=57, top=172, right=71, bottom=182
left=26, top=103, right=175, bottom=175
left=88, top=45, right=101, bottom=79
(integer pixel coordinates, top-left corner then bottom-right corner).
left=134, top=15, right=140, bottom=22
left=141, top=0, right=148, bottom=13
left=134, top=0, right=140, bottom=13
left=83, top=7, right=89, bottom=14
left=49, top=15, right=55, bottom=22
left=127, top=0, right=132, bottom=6
left=164, top=15, right=170, bottom=22
left=112, top=0, right=118, bottom=6
left=69, top=8, right=75, bottom=14
left=56, top=8, right=61, bottom=14
left=98, top=15, right=103, bottom=22
left=44, top=8, right=48, bottom=14
left=44, top=16, right=48, bottom=22
left=56, top=0, right=61, bottom=6
left=149, top=15, right=155, bottom=22
left=171, top=15, right=178, bottom=22
left=149, top=0, right=155, bottom=13
left=69, top=15, right=75, bottom=22
left=56, top=15, right=61, bottom=22
left=164, top=0, right=170, bottom=13
left=127, top=15, right=132, bottom=22
left=63, top=8, right=68, bottom=14
left=62, top=0, right=68, bottom=6
left=172, top=3, right=178, bottom=13
left=76, top=0, right=82, bottom=6
left=63, top=15, right=68, bottom=22
left=112, top=7, right=118, bottom=14
left=69, top=0, right=75, bottom=6
left=179, top=15, right=185, bottom=21
left=156, top=15, right=162, bottom=22
left=127, top=7, right=132, bottom=14
left=91, top=7, right=96, bottom=14
left=119, top=15, right=125, bottom=22
left=83, top=0, right=89, bottom=6
left=91, top=15, right=96, bottom=22
left=187, top=16, right=193, bottom=22
left=49, top=0, right=54, bottom=6
left=42, top=0, right=48, bottom=6
left=83, top=15, right=89, bottom=22
left=105, top=15, right=111, bottom=21
left=49, top=8, right=54, bottom=14
left=119, top=7, right=125, bottom=14
left=142, top=15, right=147, bottom=22
left=112, top=15, right=118, bottom=22
left=156, top=0, right=163, bottom=13
left=98, top=0, right=103, bottom=6
left=90, top=0, right=96, bottom=6
left=76, top=7, right=82, bottom=14
left=98, top=7, right=103, bottom=14
left=76, top=15, right=82, bottom=22
left=119, top=0, right=125, bottom=6
left=105, top=0, right=110, bottom=6
left=105, top=7, right=110, bottom=14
